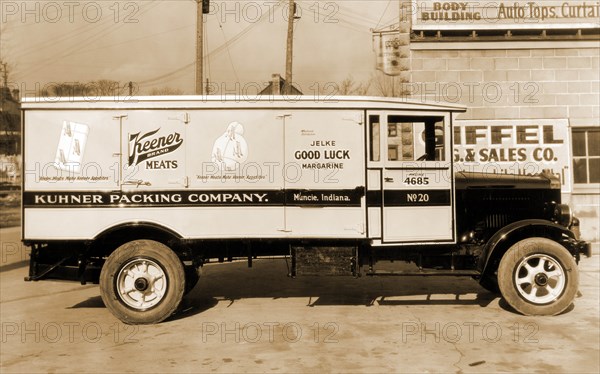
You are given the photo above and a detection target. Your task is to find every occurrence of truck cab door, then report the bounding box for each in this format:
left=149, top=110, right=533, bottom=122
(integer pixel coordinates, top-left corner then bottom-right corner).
left=120, top=111, right=187, bottom=191
left=366, top=112, right=455, bottom=243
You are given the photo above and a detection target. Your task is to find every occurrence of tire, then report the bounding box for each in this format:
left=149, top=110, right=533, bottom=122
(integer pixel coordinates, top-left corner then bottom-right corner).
left=99, top=240, right=185, bottom=324
left=497, top=237, right=579, bottom=316
left=184, top=266, right=200, bottom=295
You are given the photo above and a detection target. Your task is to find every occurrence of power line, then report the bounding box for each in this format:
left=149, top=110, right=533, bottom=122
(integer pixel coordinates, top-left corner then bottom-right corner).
left=205, top=0, right=284, bottom=59
left=11, top=2, right=130, bottom=60
left=217, top=18, right=239, bottom=83
left=138, top=0, right=374, bottom=89
left=136, top=62, right=194, bottom=85
left=15, top=1, right=161, bottom=79
left=296, top=4, right=369, bottom=34
left=137, top=0, right=272, bottom=88
left=76, top=24, right=193, bottom=56
left=374, top=0, right=392, bottom=30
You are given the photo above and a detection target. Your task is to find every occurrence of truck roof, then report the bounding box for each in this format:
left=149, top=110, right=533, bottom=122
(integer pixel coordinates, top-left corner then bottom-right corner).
left=21, top=95, right=467, bottom=112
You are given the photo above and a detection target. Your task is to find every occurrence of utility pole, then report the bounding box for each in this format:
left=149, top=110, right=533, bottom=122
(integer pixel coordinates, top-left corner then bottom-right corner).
left=195, top=0, right=204, bottom=95
left=0, top=62, right=7, bottom=109
left=284, top=0, right=295, bottom=95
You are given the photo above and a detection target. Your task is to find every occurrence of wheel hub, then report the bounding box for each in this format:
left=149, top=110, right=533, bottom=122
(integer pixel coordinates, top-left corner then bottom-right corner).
left=514, top=254, right=565, bottom=305
left=534, top=273, right=548, bottom=287
left=134, top=277, right=149, bottom=291
left=116, top=258, right=168, bottom=310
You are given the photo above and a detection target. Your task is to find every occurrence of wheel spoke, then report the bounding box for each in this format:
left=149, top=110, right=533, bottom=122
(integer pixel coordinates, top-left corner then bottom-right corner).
left=534, top=257, right=546, bottom=272
left=523, top=262, right=535, bottom=274
left=547, top=284, right=562, bottom=298
left=546, top=269, right=562, bottom=279
left=516, top=274, right=533, bottom=285
left=120, top=286, right=136, bottom=295
left=528, top=285, right=538, bottom=297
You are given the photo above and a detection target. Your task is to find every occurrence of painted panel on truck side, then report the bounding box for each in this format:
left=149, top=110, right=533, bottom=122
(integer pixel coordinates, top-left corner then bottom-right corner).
left=184, top=109, right=286, bottom=236
left=283, top=110, right=365, bottom=236
left=121, top=110, right=187, bottom=191
left=24, top=110, right=120, bottom=191
left=186, top=109, right=285, bottom=189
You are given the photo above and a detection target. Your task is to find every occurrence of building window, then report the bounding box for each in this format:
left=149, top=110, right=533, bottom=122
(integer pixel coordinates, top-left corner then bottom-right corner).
left=572, top=128, right=599, bottom=189
left=388, top=145, right=398, bottom=161
left=388, top=124, right=397, bottom=137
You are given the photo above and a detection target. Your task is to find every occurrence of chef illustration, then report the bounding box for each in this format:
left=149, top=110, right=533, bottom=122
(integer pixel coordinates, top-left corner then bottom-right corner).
left=211, top=121, right=248, bottom=171
left=55, top=120, right=89, bottom=173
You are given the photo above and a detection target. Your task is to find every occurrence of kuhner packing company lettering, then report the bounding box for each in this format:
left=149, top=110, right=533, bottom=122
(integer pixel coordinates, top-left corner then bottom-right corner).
left=128, top=128, right=183, bottom=168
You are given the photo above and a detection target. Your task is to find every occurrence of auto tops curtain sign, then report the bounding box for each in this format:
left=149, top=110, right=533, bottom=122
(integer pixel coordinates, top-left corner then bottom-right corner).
left=412, top=1, right=600, bottom=30
left=453, top=119, right=572, bottom=192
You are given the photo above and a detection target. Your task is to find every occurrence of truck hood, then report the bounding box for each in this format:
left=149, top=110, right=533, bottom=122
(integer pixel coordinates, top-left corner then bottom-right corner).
left=455, top=171, right=561, bottom=190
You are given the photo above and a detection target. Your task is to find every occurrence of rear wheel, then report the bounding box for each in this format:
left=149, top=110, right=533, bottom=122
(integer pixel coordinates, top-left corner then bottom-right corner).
left=498, top=238, right=579, bottom=316
left=100, top=240, right=185, bottom=324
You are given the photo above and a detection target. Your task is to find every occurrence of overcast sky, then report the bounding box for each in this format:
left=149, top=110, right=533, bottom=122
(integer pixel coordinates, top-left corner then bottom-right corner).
left=1, top=1, right=398, bottom=95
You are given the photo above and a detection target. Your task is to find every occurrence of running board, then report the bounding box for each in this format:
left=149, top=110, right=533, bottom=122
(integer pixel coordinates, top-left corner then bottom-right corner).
left=365, top=269, right=480, bottom=277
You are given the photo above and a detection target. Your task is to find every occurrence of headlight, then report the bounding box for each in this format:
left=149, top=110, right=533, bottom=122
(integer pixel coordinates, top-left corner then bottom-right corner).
left=553, top=204, right=573, bottom=227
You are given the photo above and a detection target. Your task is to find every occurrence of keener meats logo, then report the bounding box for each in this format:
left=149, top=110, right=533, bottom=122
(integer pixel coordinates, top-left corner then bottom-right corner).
left=128, top=128, right=183, bottom=166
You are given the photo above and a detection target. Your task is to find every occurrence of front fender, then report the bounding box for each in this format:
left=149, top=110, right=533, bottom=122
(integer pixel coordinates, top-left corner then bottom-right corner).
left=479, top=219, right=576, bottom=274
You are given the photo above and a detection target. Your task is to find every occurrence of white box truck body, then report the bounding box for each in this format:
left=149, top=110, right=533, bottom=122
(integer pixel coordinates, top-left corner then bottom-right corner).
left=23, top=96, right=458, bottom=243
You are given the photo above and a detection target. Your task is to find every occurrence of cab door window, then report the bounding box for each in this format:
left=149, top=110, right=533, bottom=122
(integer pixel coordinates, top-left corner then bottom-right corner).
left=386, top=116, right=445, bottom=162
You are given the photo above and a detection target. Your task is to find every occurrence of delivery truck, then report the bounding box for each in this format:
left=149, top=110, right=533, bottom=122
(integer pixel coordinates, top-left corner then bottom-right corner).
left=21, top=95, right=591, bottom=324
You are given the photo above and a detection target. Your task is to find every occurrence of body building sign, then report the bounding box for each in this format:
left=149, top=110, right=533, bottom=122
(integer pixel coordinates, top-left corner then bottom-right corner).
left=412, top=1, right=600, bottom=30
left=453, top=119, right=572, bottom=192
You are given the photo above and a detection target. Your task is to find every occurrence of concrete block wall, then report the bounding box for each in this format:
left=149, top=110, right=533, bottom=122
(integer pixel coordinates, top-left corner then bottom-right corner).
left=410, top=45, right=599, bottom=247
left=410, top=47, right=599, bottom=125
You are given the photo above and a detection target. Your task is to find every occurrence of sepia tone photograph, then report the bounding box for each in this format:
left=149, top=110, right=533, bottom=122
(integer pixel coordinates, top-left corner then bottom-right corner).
left=1, top=0, right=599, bottom=372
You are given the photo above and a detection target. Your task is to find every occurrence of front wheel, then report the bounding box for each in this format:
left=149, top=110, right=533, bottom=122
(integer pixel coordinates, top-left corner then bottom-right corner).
left=100, top=240, right=185, bottom=324
left=498, top=237, right=579, bottom=316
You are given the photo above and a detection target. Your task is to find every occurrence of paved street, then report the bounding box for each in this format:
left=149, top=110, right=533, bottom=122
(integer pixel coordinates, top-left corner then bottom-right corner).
left=1, top=231, right=598, bottom=373
left=0, top=227, right=28, bottom=270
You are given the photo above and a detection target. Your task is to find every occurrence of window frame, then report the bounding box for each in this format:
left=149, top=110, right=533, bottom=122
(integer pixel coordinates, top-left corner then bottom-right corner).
left=572, top=126, right=600, bottom=194
left=385, top=115, right=446, bottom=163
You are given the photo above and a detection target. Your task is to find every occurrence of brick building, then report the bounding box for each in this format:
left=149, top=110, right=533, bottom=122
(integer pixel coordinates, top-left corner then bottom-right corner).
left=376, top=0, right=599, bottom=247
